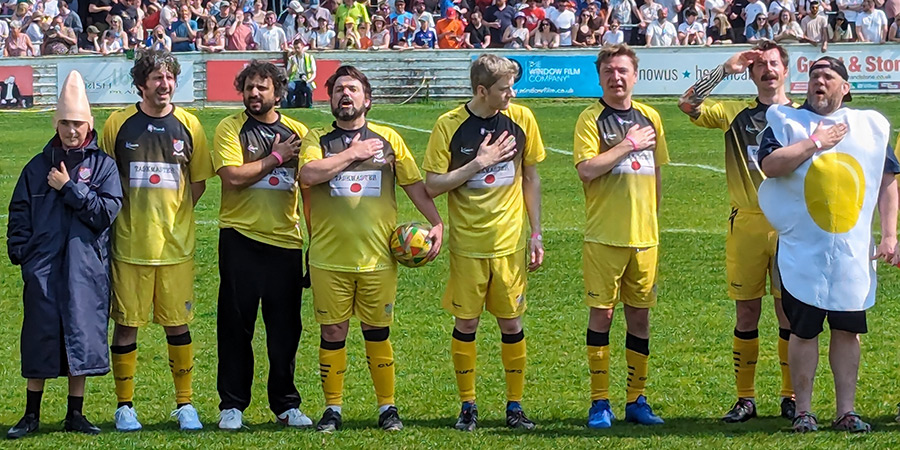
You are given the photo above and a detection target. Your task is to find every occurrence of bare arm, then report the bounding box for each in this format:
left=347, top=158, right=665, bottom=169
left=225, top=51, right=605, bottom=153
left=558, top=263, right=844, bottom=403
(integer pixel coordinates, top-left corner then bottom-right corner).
left=424, top=131, right=516, bottom=197
left=299, top=135, right=382, bottom=187
left=191, top=181, right=206, bottom=205
left=576, top=124, right=655, bottom=182
left=401, top=181, right=444, bottom=260
left=875, top=172, right=898, bottom=262
left=761, top=121, right=848, bottom=177
left=522, top=163, right=543, bottom=271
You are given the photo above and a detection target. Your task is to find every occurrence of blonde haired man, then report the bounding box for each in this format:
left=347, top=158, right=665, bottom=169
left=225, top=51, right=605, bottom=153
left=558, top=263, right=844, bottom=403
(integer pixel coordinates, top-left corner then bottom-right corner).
left=424, top=54, right=546, bottom=432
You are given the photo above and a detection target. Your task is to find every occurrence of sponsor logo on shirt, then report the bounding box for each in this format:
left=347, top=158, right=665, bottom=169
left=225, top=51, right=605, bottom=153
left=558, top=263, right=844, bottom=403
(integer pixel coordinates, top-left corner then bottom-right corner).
left=261, top=130, right=276, bottom=140
left=602, top=131, right=618, bottom=141
left=466, top=160, right=515, bottom=188
left=745, top=124, right=760, bottom=134
left=479, top=127, right=495, bottom=136
left=611, top=150, right=655, bottom=175
left=247, top=144, right=260, bottom=155
left=324, top=151, right=337, bottom=158
left=373, top=149, right=386, bottom=164
left=129, top=161, right=181, bottom=189
left=330, top=170, right=382, bottom=197
left=147, top=124, right=166, bottom=133
left=461, top=147, right=475, bottom=155
left=746, top=145, right=761, bottom=171
left=77, top=167, right=92, bottom=183
left=614, top=115, right=633, bottom=125
left=173, top=139, right=185, bottom=157
left=125, top=142, right=140, bottom=150
left=250, top=167, right=296, bottom=191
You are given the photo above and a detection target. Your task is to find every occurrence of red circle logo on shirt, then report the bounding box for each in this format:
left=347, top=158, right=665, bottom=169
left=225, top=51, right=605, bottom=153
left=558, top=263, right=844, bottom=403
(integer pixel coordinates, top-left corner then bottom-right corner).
left=268, top=176, right=280, bottom=186
left=485, top=174, right=496, bottom=184
left=350, top=183, right=362, bottom=193
left=149, top=174, right=161, bottom=184
left=631, top=161, right=641, bottom=171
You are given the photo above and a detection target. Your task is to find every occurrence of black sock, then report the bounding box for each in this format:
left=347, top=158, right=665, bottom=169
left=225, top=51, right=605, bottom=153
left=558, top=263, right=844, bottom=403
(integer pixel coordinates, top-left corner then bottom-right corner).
left=118, top=401, right=134, bottom=408
left=67, top=395, right=84, bottom=417
left=25, top=389, right=42, bottom=418
left=177, top=403, right=191, bottom=408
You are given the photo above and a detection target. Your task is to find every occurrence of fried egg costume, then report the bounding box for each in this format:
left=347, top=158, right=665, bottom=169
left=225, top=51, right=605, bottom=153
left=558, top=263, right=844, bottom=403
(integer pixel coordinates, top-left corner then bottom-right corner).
left=758, top=104, right=890, bottom=312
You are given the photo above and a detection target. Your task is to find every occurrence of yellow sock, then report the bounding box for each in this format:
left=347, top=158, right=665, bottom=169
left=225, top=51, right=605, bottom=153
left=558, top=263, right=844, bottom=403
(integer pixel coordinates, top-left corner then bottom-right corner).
left=778, top=328, right=793, bottom=398
left=501, top=332, right=526, bottom=402
left=733, top=329, right=759, bottom=399
left=625, top=334, right=650, bottom=403
left=364, top=333, right=395, bottom=407
left=320, top=342, right=347, bottom=406
left=167, top=339, right=194, bottom=405
left=587, top=345, right=610, bottom=401
left=111, top=345, right=137, bottom=404
left=451, top=330, right=476, bottom=403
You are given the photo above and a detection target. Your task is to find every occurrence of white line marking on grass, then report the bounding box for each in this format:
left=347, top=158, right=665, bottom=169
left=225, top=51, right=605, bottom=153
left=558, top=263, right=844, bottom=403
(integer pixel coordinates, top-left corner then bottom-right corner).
left=544, top=226, right=721, bottom=234
left=546, top=147, right=571, bottom=155
left=197, top=220, right=217, bottom=226
left=0, top=214, right=6, bottom=219
left=668, top=162, right=726, bottom=174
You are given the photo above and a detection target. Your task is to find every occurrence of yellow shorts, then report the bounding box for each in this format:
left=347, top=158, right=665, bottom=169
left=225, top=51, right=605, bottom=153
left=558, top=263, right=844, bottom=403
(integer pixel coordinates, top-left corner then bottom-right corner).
left=111, top=259, right=195, bottom=327
left=726, top=208, right=781, bottom=300
left=583, top=242, right=658, bottom=309
left=310, top=266, right=398, bottom=327
left=441, top=250, right=526, bottom=320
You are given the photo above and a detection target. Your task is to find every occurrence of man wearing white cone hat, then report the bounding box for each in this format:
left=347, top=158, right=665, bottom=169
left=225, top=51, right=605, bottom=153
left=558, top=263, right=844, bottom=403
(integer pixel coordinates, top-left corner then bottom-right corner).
left=6, top=70, right=123, bottom=439
left=757, top=56, right=900, bottom=433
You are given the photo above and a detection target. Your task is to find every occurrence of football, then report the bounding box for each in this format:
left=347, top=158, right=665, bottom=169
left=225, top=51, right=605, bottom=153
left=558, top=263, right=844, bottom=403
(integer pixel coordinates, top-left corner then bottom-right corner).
left=390, top=222, right=433, bottom=268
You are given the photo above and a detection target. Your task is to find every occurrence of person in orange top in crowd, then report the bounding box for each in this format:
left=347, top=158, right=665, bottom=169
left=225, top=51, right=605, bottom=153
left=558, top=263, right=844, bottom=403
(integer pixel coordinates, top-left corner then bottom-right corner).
left=436, top=6, right=465, bottom=48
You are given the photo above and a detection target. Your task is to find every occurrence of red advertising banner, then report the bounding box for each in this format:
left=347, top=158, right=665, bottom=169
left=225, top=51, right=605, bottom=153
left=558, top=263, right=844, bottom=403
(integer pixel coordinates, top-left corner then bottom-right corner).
left=0, top=66, right=34, bottom=109
left=206, top=59, right=341, bottom=103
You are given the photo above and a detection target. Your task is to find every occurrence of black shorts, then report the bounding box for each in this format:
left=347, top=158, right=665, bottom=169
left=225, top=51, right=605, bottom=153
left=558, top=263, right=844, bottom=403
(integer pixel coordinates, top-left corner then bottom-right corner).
left=781, top=285, right=867, bottom=339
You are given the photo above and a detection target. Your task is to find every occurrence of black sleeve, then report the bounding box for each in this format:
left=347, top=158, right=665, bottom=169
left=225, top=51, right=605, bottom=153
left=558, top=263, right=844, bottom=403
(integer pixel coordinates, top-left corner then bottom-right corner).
left=756, top=127, right=783, bottom=166
left=884, top=144, right=900, bottom=174
left=6, top=167, right=33, bottom=266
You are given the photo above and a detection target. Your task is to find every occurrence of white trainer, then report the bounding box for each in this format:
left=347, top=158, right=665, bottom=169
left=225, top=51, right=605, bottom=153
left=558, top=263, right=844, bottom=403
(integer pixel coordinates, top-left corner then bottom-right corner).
left=219, top=408, right=243, bottom=431
left=171, top=404, right=203, bottom=431
left=277, top=408, right=314, bottom=428
left=115, top=405, right=142, bottom=432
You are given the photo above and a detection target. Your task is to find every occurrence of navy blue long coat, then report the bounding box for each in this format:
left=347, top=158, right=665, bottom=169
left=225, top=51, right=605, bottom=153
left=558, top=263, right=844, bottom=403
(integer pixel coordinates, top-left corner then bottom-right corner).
left=6, top=132, right=122, bottom=378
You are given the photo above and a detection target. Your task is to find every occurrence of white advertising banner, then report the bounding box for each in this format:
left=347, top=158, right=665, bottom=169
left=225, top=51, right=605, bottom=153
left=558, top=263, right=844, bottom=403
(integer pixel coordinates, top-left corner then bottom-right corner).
left=56, top=58, right=195, bottom=104
left=497, top=44, right=900, bottom=97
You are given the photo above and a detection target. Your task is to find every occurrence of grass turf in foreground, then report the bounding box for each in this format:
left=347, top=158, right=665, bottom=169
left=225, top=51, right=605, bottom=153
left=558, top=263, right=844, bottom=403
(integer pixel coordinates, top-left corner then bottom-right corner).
left=0, top=98, right=899, bottom=448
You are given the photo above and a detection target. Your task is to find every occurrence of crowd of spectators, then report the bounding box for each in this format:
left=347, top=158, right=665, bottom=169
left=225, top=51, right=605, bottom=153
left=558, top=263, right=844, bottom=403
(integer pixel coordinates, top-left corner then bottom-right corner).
left=1, top=0, right=899, bottom=56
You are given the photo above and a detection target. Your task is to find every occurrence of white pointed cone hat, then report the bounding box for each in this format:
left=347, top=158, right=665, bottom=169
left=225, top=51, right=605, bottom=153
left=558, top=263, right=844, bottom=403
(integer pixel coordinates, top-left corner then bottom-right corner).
left=54, top=70, right=94, bottom=130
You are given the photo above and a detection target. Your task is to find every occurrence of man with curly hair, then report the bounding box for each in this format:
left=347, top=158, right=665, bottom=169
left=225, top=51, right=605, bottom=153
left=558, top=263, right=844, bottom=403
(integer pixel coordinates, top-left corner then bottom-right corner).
left=100, top=49, right=213, bottom=432
left=212, top=60, right=314, bottom=431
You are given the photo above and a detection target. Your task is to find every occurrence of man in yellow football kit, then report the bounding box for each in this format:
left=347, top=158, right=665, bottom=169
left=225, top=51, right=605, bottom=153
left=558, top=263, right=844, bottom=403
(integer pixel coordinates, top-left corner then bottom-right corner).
left=424, top=54, right=545, bottom=432
left=299, top=65, right=444, bottom=433
left=678, top=42, right=795, bottom=422
left=212, top=61, right=314, bottom=430
left=100, top=49, right=213, bottom=432
left=574, top=45, right=666, bottom=429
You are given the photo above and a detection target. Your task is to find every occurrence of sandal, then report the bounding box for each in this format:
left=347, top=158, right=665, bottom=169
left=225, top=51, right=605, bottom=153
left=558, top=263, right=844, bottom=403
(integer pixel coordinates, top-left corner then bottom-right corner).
left=792, top=411, right=818, bottom=433
left=832, top=411, right=871, bottom=433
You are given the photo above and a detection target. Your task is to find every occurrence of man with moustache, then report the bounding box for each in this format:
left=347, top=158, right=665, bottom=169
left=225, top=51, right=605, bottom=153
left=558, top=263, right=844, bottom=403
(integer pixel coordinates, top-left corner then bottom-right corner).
left=678, top=42, right=796, bottom=423
left=213, top=61, right=313, bottom=431
left=757, top=56, right=899, bottom=433
left=299, top=65, right=444, bottom=433
left=574, top=44, right=667, bottom=429
left=101, top=49, right=213, bottom=432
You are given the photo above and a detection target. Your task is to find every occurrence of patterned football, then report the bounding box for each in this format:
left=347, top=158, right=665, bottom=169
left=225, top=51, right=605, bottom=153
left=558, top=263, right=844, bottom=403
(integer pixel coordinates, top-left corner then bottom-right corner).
left=390, top=222, right=433, bottom=268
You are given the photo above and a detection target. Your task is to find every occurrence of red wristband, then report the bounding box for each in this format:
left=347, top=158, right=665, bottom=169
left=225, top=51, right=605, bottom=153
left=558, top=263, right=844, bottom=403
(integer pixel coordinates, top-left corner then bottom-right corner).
left=271, top=151, right=284, bottom=165
left=625, top=136, right=638, bottom=151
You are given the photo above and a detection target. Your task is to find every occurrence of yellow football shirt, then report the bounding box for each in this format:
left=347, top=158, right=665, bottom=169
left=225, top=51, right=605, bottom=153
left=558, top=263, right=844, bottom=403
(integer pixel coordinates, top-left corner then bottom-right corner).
left=101, top=104, right=214, bottom=265
left=423, top=102, right=545, bottom=258
left=573, top=99, right=669, bottom=248
left=213, top=111, right=309, bottom=249
left=692, top=99, right=796, bottom=211
left=299, top=122, right=422, bottom=272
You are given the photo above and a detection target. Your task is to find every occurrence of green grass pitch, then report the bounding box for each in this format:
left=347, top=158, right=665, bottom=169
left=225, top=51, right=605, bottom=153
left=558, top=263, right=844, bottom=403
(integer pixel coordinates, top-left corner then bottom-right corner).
left=1, top=97, right=900, bottom=448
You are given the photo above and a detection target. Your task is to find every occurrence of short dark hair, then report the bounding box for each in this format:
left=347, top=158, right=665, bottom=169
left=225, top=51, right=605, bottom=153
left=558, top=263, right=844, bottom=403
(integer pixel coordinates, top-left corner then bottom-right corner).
left=131, top=48, right=181, bottom=95
left=595, top=44, right=639, bottom=72
left=234, top=59, right=288, bottom=100
left=749, top=40, right=789, bottom=71
left=325, top=65, right=373, bottom=109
